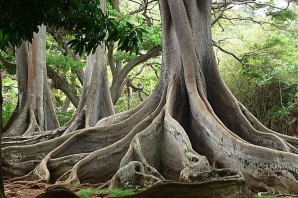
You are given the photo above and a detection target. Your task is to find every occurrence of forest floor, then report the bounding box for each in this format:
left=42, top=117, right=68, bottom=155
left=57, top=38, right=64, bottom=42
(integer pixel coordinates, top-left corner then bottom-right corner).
left=4, top=182, right=298, bottom=198
left=4, top=182, right=105, bottom=198
left=4, top=182, right=47, bottom=198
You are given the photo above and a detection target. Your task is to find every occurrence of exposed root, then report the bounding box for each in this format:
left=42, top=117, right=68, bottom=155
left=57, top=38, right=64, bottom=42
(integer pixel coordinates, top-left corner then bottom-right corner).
left=117, top=174, right=251, bottom=198
left=187, top=84, right=298, bottom=194
left=57, top=92, right=166, bottom=185
left=3, top=0, right=298, bottom=195
left=3, top=88, right=165, bottom=185
left=110, top=161, right=163, bottom=189
left=239, top=102, right=298, bottom=150
left=108, top=82, right=210, bottom=188
left=2, top=126, right=68, bottom=148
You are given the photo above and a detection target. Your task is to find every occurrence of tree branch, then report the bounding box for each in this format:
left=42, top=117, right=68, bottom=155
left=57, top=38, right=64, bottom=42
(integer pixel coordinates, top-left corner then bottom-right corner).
left=121, top=45, right=162, bottom=80
left=212, top=41, right=243, bottom=64
left=0, top=54, right=15, bottom=68
left=47, top=27, right=85, bottom=85
left=47, top=67, right=79, bottom=107
left=108, top=43, right=117, bottom=77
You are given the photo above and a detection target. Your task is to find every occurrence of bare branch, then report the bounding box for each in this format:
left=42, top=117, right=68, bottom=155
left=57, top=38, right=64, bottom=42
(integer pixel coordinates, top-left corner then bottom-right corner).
left=0, top=54, right=15, bottom=68
left=212, top=41, right=243, bottom=64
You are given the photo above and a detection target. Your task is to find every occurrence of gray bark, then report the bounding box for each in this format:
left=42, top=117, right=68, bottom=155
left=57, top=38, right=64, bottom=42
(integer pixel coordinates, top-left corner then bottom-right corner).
left=64, top=0, right=114, bottom=132
left=4, top=25, right=59, bottom=137
left=47, top=67, right=79, bottom=108
left=109, top=45, right=161, bottom=104
left=15, top=42, right=29, bottom=112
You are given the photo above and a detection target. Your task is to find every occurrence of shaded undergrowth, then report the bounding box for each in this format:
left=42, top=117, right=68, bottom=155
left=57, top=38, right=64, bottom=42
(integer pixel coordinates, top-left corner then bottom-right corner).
left=76, top=188, right=136, bottom=198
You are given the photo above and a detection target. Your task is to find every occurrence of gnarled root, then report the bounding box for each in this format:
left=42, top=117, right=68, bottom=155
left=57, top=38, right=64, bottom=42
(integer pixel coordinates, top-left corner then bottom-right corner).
left=118, top=172, right=251, bottom=198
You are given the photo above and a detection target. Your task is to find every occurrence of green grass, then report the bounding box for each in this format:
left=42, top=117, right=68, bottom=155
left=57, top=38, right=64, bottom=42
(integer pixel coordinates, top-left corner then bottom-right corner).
left=76, top=188, right=136, bottom=198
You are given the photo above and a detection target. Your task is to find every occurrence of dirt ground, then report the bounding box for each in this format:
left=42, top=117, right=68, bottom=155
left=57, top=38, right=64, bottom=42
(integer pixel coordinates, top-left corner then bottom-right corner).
left=5, top=182, right=49, bottom=198
left=4, top=182, right=298, bottom=198
left=4, top=182, right=104, bottom=198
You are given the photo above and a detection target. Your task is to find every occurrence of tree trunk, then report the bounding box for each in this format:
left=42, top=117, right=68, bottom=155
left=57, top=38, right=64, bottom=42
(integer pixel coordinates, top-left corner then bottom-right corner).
left=3, top=25, right=59, bottom=137
left=109, top=45, right=161, bottom=104
left=2, top=0, right=298, bottom=195
left=63, top=0, right=114, bottom=133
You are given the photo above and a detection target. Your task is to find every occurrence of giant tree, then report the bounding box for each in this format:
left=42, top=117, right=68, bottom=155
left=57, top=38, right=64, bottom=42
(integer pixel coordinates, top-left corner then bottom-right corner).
left=3, top=25, right=59, bottom=137
left=3, top=0, right=298, bottom=196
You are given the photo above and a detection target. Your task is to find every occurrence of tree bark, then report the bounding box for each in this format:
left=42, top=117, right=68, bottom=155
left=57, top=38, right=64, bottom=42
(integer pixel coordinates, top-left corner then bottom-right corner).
left=63, top=0, right=114, bottom=132
left=47, top=67, right=79, bottom=108
left=109, top=45, right=161, bottom=104
left=3, top=25, right=59, bottom=137
left=118, top=169, right=251, bottom=198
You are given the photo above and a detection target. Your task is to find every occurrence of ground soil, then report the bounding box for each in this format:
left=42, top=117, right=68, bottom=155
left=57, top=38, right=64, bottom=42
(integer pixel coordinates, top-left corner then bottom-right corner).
left=5, top=182, right=49, bottom=198
left=4, top=182, right=104, bottom=198
left=3, top=182, right=298, bottom=198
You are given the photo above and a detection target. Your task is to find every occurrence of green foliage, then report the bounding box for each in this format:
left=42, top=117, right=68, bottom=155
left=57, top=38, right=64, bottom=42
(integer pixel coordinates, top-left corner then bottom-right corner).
left=56, top=109, right=74, bottom=126
left=141, top=24, right=162, bottom=50
left=0, top=50, right=16, bottom=75
left=0, top=0, right=145, bottom=55
left=75, top=188, right=135, bottom=198
left=75, top=188, right=95, bottom=198
left=107, top=3, right=161, bottom=63
left=219, top=20, right=298, bottom=124
left=108, top=188, right=135, bottom=197
left=47, top=53, right=84, bottom=73
left=268, top=9, right=297, bottom=24
left=2, top=77, right=18, bottom=126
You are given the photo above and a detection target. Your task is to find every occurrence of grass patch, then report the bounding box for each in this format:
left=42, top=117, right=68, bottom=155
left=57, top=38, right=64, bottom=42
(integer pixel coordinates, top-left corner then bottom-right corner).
left=76, top=188, right=96, bottom=198
left=76, top=188, right=136, bottom=198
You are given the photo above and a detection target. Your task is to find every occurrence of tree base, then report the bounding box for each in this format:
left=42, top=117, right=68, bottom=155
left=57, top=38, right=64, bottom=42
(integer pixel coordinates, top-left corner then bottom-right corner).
left=119, top=169, right=251, bottom=198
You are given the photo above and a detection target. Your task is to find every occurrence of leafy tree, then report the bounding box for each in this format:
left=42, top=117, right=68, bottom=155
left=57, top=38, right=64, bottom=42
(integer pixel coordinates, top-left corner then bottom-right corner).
left=0, top=0, right=144, bottom=54
left=3, top=26, right=60, bottom=137
left=215, top=5, right=298, bottom=135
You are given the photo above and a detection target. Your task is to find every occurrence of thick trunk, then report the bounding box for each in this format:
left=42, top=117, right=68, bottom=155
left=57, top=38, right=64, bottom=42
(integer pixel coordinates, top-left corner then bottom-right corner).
left=64, top=0, right=114, bottom=132
left=4, top=25, right=59, bottom=137
left=15, top=42, right=29, bottom=112
left=64, top=41, right=114, bottom=132
left=84, top=46, right=114, bottom=127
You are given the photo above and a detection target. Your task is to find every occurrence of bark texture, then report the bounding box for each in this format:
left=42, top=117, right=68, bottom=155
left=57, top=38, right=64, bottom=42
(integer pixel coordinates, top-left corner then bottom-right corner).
left=118, top=170, right=251, bottom=198
left=4, top=25, right=59, bottom=137
left=63, top=0, right=114, bottom=133
left=2, top=0, right=298, bottom=196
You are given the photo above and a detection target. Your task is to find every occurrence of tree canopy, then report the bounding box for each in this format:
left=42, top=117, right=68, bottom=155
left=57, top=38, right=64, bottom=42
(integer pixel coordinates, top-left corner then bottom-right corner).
left=0, top=0, right=144, bottom=54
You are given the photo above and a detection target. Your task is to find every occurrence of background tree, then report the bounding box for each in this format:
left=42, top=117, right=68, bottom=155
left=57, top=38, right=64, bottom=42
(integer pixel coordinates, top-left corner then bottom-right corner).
left=212, top=2, right=298, bottom=135
left=3, top=26, right=60, bottom=137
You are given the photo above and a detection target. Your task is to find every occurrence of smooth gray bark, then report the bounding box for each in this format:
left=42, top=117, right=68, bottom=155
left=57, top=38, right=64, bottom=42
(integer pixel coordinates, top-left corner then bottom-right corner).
left=4, top=25, right=59, bottom=137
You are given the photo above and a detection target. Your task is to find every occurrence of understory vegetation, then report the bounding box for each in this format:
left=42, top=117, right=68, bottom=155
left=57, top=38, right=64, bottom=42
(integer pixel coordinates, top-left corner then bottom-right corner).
left=76, top=188, right=136, bottom=198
